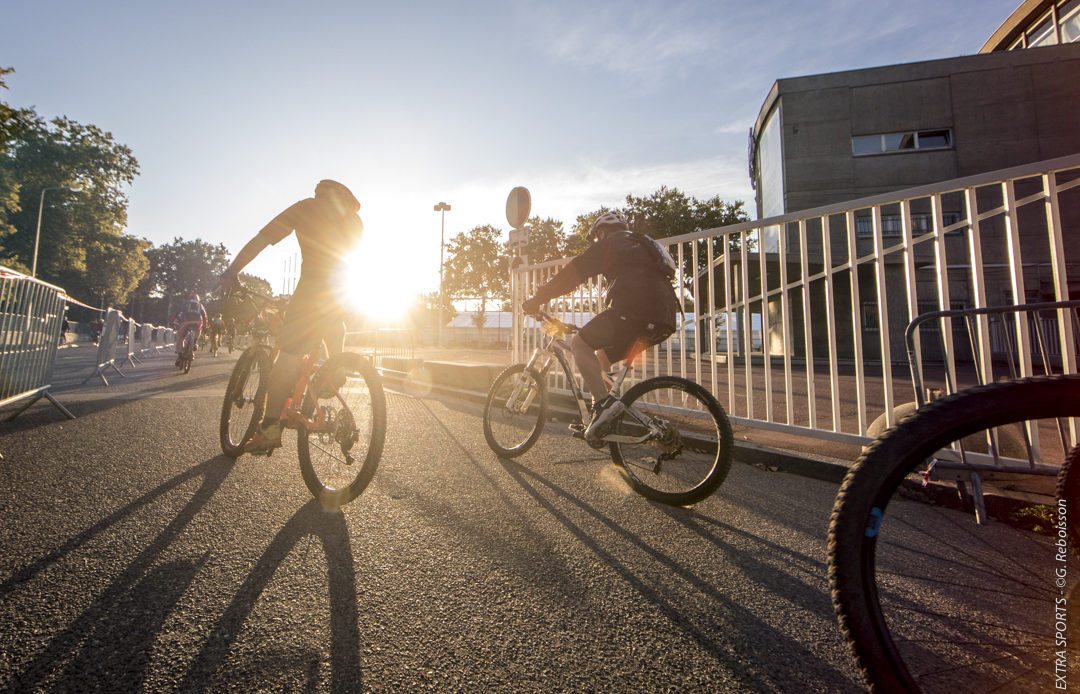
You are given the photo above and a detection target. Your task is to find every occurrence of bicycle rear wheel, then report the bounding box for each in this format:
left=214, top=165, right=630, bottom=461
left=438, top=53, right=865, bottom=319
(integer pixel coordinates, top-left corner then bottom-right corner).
left=608, top=376, right=732, bottom=505
left=482, top=364, right=548, bottom=457
left=219, top=346, right=270, bottom=458
left=298, top=352, right=386, bottom=510
left=829, top=376, right=1080, bottom=693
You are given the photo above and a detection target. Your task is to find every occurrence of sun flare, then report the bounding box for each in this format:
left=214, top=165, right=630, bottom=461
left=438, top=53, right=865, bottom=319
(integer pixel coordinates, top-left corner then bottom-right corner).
left=335, top=243, right=421, bottom=323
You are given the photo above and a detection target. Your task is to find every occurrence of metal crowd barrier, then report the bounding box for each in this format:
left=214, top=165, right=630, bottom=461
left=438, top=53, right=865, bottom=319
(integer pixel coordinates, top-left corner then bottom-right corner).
left=0, top=267, right=74, bottom=421
left=83, top=308, right=125, bottom=385
left=346, top=328, right=417, bottom=372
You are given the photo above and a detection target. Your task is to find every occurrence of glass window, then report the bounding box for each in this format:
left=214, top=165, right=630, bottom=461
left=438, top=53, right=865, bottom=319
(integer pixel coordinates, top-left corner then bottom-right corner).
left=917, top=130, right=951, bottom=148
left=884, top=133, right=916, bottom=151
left=856, top=216, right=873, bottom=236
left=852, top=135, right=881, bottom=155
left=861, top=302, right=879, bottom=332
left=1028, top=13, right=1058, bottom=46
left=882, top=215, right=903, bottom=236
left=911, top=215, right=931, bottom=233
left=1061, top=0, right=1080, bottom=43
left=758, top=107, right=785, bottom=219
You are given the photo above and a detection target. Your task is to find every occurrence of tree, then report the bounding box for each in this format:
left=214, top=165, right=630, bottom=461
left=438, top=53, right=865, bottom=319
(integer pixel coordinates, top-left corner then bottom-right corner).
left=521, top=216, right=568, bottom=264
left=0, top=67, right=42, bottom=265
left=0, top=106, right=145, bottom=305
left=131, top=238, right=232, bottom=322
left=571, top=186, right=751, bottom=284
left=443, top=224, right=509, bottom=344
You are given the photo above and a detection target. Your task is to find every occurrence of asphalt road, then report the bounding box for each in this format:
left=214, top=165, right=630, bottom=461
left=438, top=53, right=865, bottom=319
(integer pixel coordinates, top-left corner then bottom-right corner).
left=0, top=343, right=864, bottom=692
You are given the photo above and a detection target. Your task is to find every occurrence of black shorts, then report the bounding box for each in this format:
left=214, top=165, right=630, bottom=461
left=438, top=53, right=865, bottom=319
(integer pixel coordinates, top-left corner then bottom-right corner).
left=279, top=291, right=345, bottom=356
left=578, top=309, right=674, bottom=363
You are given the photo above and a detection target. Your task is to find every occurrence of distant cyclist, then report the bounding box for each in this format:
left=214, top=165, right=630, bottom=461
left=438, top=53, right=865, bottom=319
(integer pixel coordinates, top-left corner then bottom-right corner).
left=219, top=179, right=364, bottom=455
left=208, top=312, right=226, bottom=356
left=172, top=293, right=208, bottom=367
left=521, top=210, right=679, bottom=444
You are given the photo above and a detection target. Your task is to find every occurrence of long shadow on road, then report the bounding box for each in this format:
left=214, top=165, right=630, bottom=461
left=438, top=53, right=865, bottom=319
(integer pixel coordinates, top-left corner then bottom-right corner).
left=180, top=501, right=360, bottom=693
left=495, top=456, right=862, bottom=692
left=1, top=456, right=235, bottom=693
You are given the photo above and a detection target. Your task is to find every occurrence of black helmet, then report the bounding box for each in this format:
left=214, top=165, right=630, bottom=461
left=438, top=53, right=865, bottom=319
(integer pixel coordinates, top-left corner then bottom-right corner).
left=588, top=210, right=629, bottom=241
left=315, top=179, right=360, bottom=213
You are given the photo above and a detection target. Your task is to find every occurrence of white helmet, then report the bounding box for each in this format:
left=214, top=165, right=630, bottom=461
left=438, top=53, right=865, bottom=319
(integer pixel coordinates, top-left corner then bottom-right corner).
left=588, top=210, right=629, bottom=241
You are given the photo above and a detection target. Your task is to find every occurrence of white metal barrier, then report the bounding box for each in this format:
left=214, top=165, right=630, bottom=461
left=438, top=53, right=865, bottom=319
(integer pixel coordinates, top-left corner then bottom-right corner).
left=0, top=267, right=74, bottom=421
left=513, top=154, right=1080, bottom=446
left=84, top=308, right=125, bottom=385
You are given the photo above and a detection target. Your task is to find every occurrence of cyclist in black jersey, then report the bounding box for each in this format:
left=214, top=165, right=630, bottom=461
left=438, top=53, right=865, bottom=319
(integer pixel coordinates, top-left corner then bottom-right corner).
left=522, top=210, right=679, bottom=443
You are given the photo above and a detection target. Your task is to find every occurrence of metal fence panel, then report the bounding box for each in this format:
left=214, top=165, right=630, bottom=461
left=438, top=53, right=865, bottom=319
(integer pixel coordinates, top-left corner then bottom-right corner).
left=512, top=154, right=1080, bottom=446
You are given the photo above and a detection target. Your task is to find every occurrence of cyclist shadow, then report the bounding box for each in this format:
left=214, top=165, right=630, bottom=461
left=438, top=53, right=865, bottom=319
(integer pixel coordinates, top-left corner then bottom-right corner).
left=494, top=455, right=862, bottom=691
left=1, top=456, right=235, bottom=693
left=181, top=500, right=362, bottom=691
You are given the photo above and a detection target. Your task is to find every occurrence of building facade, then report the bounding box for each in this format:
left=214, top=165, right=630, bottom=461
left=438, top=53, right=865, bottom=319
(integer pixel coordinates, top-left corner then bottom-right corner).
left=742, top=5, right=1080, bottom=363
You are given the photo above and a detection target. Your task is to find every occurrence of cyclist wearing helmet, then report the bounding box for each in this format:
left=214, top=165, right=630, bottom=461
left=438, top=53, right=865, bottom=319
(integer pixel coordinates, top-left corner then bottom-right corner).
left=219, top=179, right=364, bottom=455
left=521, top=210, right=679, bottom=444
left=172, top=293, right=208, bottom=366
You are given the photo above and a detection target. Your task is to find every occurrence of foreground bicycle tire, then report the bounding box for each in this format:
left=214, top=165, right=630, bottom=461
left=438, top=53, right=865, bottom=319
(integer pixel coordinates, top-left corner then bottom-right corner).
left=608, top=376, right=733, bottom=506
left=298, top=353, right=386, bottom=510
left=829, top=375, right=1080, bottom=693
left=1058, top=444, right=1080, bottom=560
left=482, top=364, right=548, bottom=458
left=219, top=346, right=271, bottom=459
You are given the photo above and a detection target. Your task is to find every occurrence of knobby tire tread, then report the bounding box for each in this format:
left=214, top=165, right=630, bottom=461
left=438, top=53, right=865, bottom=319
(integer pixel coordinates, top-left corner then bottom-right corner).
left=828, top=374, right=1080, bottom=693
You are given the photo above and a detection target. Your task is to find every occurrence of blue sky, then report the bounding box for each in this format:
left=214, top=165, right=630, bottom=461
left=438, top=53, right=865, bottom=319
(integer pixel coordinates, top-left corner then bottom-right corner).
left=2, top=0, right=1021, bottom=304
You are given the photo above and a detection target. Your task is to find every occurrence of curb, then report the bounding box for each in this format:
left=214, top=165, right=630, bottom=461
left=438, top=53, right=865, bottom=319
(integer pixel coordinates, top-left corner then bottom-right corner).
left=378, top=357, right=855, bottom=485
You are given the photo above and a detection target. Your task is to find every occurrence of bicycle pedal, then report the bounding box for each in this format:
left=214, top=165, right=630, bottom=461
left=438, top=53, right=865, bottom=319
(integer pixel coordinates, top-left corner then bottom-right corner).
left=569, top=423, right=586, bottom=440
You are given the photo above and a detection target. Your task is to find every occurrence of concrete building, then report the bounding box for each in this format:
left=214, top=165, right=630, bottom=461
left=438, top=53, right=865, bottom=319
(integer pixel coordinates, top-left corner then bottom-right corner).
left=740, top=2, right=1080, bottom=363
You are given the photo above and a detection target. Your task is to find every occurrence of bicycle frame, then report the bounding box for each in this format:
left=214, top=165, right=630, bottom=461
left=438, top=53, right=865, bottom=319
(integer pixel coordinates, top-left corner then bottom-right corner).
left=522, top=313, right=669, bottom=446
left=230, top=285, right=338, bottom=436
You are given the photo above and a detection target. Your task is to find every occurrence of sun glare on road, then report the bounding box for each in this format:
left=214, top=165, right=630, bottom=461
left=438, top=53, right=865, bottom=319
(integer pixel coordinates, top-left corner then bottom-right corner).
left=337, top=243, right=419, bottom=322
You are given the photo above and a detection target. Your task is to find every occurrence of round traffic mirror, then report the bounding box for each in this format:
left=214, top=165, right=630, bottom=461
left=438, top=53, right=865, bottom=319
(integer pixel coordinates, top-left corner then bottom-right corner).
left=506, top=186, right=531, bottom=229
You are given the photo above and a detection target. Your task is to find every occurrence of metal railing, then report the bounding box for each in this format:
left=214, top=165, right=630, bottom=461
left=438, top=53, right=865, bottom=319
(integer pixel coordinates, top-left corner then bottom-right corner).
left=346, top=328, right=417, bottom=373
left=512, top=154, right=1080, bottom=447
left=0, top=267, right=74, bottom=421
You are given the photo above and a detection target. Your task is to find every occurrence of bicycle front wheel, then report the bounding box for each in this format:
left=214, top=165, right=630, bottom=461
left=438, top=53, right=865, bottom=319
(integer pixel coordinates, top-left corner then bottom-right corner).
left=608, top=376, right=732, bottom=506
left=298, top=353, right=386, bottom=511
left=482, top=364, right=548, bottom=457
left=829, top=375, right=1080, bottom=693
left=219, top=346, right=271, bottom=458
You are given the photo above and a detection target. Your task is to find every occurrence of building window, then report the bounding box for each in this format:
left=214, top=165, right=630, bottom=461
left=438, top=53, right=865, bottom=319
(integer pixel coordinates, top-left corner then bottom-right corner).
left=852, top=129, right=953, bottom=156
left=861, top=302, right=879, bottom=332
left=1061, top=0, right=1080, bottom=43
left=1028, top=12, right=1059, bottom=47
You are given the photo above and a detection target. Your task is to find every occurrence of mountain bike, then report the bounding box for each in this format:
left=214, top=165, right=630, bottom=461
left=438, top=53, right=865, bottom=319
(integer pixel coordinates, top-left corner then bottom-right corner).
left=174, top=320, right=201, bottom=374
left=482, top=310, right=732, bottom=506
left=218, top=286, right=386, bottom=510
left=828, top=302, right=1080, bottom=693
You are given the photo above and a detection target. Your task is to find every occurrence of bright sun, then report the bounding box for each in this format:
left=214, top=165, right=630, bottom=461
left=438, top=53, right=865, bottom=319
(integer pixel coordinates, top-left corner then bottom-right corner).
left=336, top=243, right=420, bottom=322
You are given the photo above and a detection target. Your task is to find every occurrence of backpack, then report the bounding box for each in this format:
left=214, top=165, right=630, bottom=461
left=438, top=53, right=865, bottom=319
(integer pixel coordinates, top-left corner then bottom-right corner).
left=619, top=231, right=677, bottom=281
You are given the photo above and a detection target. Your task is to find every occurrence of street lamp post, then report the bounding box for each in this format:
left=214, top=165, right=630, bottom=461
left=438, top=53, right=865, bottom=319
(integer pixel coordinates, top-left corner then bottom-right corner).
left=32, top=184, right=82, bottom=278
left=434, top=202, right=451, bottom=347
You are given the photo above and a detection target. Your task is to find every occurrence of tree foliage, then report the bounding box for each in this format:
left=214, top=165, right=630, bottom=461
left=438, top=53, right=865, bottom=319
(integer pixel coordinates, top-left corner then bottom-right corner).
left=0, top=69, right=146, bottom=306
left=444, top=224, right=510, bottom=342
left=520, top=216, right=568, bottom=264
left=568, top=186, right=751, bottom=283
left=128, top=237, right=232, bottom=322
